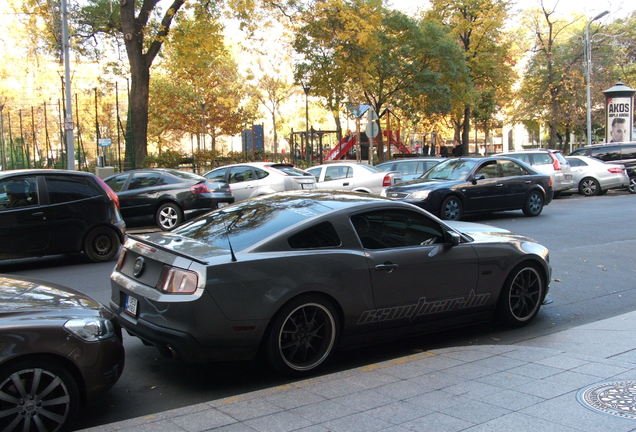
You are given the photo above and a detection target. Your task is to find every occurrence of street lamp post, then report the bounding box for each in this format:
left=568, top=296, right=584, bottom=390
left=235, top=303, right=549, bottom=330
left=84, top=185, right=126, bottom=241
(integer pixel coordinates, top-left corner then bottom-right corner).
left=302, top=83, right=310, bottom=163
left=585, top=10, right=609, bottom=146
left=61, top=0, right=75, bottom=170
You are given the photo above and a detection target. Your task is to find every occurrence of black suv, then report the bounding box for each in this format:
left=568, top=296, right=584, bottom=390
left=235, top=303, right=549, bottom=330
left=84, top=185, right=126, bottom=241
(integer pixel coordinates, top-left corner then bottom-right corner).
left=570, top=143, right=636, bottom=193
left=0, top=169, right=125, bottom=261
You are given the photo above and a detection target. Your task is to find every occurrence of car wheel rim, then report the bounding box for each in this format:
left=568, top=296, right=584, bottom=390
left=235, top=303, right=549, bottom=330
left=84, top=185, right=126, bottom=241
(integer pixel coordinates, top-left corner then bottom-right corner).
left=0, top=368, right=70, bottom=432
left=443, top=199, right=460, bottom=220
left=528, top=193, right=542, bottom=214
left=581, top=179, right=597, bottom=196
left=94, top=234, right=112, bottom=256
left=278, top=303, right=336, bottom=372
left=160, top=207, right=177, bottom=229
left=508, top=267, right=542, bottom=321
left=629, top=178, right=636, bottom=193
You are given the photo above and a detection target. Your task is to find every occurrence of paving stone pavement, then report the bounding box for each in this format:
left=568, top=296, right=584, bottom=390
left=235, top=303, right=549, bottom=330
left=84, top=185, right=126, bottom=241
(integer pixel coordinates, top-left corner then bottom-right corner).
left=80, top=311, right=636, bottom=432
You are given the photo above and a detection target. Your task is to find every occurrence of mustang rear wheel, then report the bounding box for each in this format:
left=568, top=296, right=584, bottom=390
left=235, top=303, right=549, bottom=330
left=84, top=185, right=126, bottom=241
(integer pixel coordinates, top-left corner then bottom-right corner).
left=579, top=177, right=600, bottom=196
left=266, top=295, right=338, bottom=376
left=0, top=359, right=79, bottom=432
left=522, top=191, right=544, bottom=216
left=497, top=263, right=544, bottom=326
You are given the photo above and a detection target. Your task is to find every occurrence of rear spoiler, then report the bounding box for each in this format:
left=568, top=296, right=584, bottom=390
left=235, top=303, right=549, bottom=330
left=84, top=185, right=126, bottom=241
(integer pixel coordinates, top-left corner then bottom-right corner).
left=125, top=234, right=210, bottom=265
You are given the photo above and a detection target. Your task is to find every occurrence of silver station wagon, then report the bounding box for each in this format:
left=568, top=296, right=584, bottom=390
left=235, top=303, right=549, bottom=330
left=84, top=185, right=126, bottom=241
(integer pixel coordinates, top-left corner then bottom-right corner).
left=110, top=192, right=551, bottom=375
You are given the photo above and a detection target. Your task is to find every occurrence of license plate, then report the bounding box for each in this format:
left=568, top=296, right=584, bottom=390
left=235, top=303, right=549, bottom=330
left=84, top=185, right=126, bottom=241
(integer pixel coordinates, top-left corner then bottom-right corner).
left=565, top=174, right=573, bottom=180
left=124, top=294, right=138, bottom=317
left=302, top=183, right=315, bottom=190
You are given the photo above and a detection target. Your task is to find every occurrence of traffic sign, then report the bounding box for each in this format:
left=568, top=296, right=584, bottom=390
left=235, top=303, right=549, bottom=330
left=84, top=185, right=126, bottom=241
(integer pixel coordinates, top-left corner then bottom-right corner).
left=365, top=121, right=379, bottom=138
left=98, top=138, right=112, bottom=147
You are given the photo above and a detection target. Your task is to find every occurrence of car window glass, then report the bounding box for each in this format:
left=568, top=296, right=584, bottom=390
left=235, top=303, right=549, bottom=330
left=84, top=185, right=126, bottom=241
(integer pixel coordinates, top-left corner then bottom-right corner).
left=0, top=176, right=38, bottom=209
left=567, top=158, right=586, bottom=167
left=351, top=209, right=443, bottom=249
left=532, top=153, right=552, bottom=165
left=400, top=161, right=419, bottom=175
left=128, top=173, right=166, bottom=190
left=621, top=144, right=636, bottom=159
left=325, top=166, right=351, bottom=181
left=288, top=222, right=341, bottom=249
left=500, top=160, right=529, bottom=176
left=475, top=161, right=499, bottom=178
left=106, top=174, right=128, bottom=192
left=168, top=170, right=205, bottom=181
left=570, top=148, right=586, bottom=156
left=506, top=153, right=530, bottom=164
left=47, top=175, right=101, bottom=204
left=590, top=146, right=621, bottom=161
left=359, top=164, right=381, bottom=173
left=306, top=167, right=321, bottom=180
left=554, top=152, right=567, bottom=165
left=254, top=168, right=269, bottom=179
left=375, top=162, right=392, bottom=171
left=205, top=168, right=227, bottom=182
left=422, top=159, right=477, bottom=181
left=228, top=166, right=255, bottom=184
left=271, top=165, right=309, bottom=176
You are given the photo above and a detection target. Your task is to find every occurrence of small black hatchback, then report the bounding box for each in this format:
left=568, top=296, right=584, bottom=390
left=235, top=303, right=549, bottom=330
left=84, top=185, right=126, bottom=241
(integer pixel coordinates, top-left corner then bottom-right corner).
left=0, top=169, right=125, bottom=262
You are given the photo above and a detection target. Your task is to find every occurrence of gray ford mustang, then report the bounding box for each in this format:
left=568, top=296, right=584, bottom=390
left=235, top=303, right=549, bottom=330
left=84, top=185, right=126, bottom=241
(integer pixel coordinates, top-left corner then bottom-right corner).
left=110, top=191, right=550, bottom=375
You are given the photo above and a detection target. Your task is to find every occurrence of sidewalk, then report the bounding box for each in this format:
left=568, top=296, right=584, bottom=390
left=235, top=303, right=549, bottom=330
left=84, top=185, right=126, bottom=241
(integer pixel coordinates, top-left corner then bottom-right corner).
left=81, top=312, right=636, bottom=432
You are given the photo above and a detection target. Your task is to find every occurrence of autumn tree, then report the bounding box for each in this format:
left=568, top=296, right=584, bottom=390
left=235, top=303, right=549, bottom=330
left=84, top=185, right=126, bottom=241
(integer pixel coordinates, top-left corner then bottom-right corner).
left=427, top=0, right=515, bottom=154
left=254, top=73, right=294, bottom=157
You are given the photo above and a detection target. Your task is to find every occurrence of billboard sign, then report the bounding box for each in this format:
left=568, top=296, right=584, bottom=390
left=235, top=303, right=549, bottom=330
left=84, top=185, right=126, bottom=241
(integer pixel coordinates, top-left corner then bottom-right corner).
left=606, top=97, right=632, bottom=143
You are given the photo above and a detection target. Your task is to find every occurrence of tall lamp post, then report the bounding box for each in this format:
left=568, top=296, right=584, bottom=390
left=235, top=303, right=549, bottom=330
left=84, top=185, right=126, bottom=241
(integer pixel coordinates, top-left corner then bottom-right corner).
left=61, top=0, right=75, bottom=170
left=302, top=82, right=310, bottom=163
left=585, top=10, right=609, bottom=146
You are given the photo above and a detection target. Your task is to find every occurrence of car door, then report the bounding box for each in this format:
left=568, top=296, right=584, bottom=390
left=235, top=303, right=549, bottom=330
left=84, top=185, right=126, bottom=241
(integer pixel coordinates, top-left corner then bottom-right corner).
left=350, top=208, right=480, bottom=329
left=227, top=166, right=261, bottom=201
left=0, top=175, right=48, bottom=259
left=319, top=165, right=354, bottom=191
left=498, top=159, right=535, bottom=208
left=43, top=174, right=105, bottom=254
left=118, top=172, right=168, bottom=221
left=462, top=160, right=503, bottom=212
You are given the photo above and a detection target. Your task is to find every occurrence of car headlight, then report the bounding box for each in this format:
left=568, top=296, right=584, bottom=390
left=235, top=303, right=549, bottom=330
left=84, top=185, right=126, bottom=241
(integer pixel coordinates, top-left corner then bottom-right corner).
left=64, top=317, right=115, bottom=341
left=408, top=189, right=432, bottom=199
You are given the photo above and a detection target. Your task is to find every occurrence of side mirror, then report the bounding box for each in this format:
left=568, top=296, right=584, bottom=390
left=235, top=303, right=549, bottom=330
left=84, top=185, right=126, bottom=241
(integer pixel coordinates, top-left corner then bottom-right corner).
left=447, top=231, right=461, bottom=246
left=472, top=174, right=485, bottom=184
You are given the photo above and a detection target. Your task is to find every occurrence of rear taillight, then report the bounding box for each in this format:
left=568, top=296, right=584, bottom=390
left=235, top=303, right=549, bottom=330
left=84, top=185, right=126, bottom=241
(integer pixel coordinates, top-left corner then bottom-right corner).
left=382, top=174, right=392, bottom=187
left=549, top=153, right=561, bottom=171
left=608, top=167, right=624, bottom=174
left=95, top=176, right=120, bottom=209
left=190, top=183, right=210, bottom=194
left=157, top=266, right=198, bottom=294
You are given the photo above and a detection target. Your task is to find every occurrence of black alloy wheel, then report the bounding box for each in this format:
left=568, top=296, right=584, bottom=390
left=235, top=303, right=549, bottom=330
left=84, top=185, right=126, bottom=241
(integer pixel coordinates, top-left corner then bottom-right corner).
left=84, top=226, right=121, bottom=262
left=0, top=360, right=79, bottom=432
left=497, top=263, right=544, bottom=326
left=522, top=191, right=544, bottom=216
left=440, top=196, right=462, bottom=220
left=266, top=295, right=338, bottom=376
left=579, top=177, right=600, bottom=196
left=156, top=202, right=183, bottom=231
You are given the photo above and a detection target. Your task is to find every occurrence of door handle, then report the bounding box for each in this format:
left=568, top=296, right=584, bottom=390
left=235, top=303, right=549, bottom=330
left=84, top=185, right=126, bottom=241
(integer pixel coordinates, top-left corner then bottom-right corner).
left=343, top=182, right=350, bottom=186
left=524, top=180, right=532, bottom=184
left=30, top=211, right=46, bottom=220
left=496, top=183, right=504, bottom=187
left=374, top=262, right=399, bottom=273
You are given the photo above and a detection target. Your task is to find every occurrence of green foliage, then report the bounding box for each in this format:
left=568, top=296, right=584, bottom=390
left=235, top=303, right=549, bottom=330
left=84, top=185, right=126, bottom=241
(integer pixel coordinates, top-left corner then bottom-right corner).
left=144, top=149, right=188, bottom=168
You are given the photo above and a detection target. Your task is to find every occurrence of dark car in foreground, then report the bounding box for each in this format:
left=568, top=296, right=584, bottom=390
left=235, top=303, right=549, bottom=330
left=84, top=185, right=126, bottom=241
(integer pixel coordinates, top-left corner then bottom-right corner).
left=382, top=157, right=554, bottom=220
left=0, top=275, right=124, bottom=432
left=105, top=168, right=233, bottom=231
left=110, top=191, right=550, bottom=376
left=0, top=169, right=125, bottom=262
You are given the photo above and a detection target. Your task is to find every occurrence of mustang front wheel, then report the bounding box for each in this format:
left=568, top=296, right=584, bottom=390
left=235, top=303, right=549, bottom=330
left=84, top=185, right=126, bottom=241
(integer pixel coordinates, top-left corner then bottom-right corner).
left=266, top=295, right=338, bottom=376
left=497, top=263, right=544, bottom=326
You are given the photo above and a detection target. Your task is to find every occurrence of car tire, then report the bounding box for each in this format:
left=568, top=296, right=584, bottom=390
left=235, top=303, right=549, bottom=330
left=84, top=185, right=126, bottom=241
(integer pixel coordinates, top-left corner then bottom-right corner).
left=497, top=262, right=545, bottom=327
left=84, top=226, right=121, bottom=262
left=265, top=295, right=339, bottom=376
left=440, top=196, right=463, bottom=220
left=0, top=358, right=80, bottom=432
left=578, top=177, right=600, bottom=196
left=522, top=190, right=544, bottom=217
left=629, top=177, right=636, bottom=194
left=156, top=202, right=183, bottom=231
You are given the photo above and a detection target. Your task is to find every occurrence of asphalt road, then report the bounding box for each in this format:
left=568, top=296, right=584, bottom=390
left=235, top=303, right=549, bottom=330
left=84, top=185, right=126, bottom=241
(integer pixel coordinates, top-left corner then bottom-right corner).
left=3, top=190, right=636, bottom=429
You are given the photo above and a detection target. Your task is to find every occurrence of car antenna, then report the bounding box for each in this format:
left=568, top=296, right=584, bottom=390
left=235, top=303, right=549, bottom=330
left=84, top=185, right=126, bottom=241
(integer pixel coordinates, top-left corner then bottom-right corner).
left=223, top=220, right=237, bottom=262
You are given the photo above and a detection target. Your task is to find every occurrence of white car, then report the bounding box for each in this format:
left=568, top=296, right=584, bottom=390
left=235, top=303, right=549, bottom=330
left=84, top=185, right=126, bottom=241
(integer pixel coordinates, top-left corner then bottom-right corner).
left=496, top=149, right=575, bottom=194
left=306, top=162, right=401, bottom=195
left=203, top=162, right=316, bottom=202
left=565, top=155, right=629, bottom=196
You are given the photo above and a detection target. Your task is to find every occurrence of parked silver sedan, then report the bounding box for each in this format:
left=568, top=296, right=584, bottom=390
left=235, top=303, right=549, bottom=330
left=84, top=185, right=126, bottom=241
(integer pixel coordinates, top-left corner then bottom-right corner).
left=306, top=162, right=401, bottom=194
left=565, top=156, right=629, bottom=196
left=203, top=162, right=316, bottom=202
left=376, top=157, right=444, bottom=182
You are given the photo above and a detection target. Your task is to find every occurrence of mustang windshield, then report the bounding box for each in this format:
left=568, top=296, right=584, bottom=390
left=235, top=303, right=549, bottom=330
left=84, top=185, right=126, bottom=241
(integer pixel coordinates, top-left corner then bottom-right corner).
left=421, top=159, right=477, bottom=181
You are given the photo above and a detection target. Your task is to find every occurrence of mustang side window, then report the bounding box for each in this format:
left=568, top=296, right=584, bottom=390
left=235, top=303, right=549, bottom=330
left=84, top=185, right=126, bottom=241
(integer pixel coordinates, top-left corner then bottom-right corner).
left=288, top=222, right=341, bottom=249
left=351, top=210, right=443, bottom=249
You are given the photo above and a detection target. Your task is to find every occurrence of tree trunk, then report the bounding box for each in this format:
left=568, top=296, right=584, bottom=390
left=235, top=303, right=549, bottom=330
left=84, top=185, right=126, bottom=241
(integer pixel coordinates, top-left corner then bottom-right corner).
left=461, top=105, right=471, bottom=155
left=333, top=113, right=342, bottom=143
left=272, top=110, right=278, bottom=157
left=129, top=65, right=150, bottom=167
